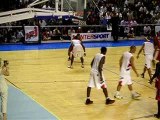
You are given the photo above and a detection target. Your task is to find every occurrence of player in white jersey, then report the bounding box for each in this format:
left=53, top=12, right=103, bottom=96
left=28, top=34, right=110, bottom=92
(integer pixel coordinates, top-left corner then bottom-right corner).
left=85, top=47, right=115, bottom=105
left=114, top=46, right=140, bottom=99
left=0, top=60, right=9, bottom=120
left=137, top=37, right=154, bottom=79
left=68, top=34, right=86, bottom=68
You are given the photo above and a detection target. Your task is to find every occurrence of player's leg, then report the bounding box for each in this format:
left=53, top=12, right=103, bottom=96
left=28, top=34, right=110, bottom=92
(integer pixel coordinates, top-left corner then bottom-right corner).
left=1, top=91, right=7, bottom=120
left=68, top=54, right=74, bottom=68
left=114, top=80, right=123, bottom=99
left=154, top=101, right=160, bottom=118
left=85, top=72, right=95, bottom=105
left=147, top=68, right=152, bottom=80
left=141, top=66, right=147, bottom=78
left=80, top=57, right=84, bottom=68
left=100, top=75, right=115, bottom=104
left=68, top=44, right=73, bottom=61
left=128, top=84, right=141, bottom=99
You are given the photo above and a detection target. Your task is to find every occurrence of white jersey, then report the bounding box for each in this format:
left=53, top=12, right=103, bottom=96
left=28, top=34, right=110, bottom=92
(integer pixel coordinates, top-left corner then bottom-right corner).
left=120, top=51, right=132, bottom=76
left=71, top=39, right=81, bottom=46
left=144, top=41, right=154, bottom=55
left=91, top=53, right=105, bottom=72
left=0, top=74, right=8, bottom=91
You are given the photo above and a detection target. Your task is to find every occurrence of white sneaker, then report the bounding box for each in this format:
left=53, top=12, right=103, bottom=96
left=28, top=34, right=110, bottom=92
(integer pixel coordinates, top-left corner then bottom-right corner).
left=132, top=92, right=141, bottom=99
left=68, top=65, right=73, bottom=69
left=114, top=94, right=123, bottom=99
left=81, top=64, right=84, bottom=68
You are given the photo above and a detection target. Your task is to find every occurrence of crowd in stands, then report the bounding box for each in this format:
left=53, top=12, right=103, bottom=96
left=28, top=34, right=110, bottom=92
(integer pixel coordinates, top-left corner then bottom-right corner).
left=0, top=0, right=160, bottom=43
left=86, top=0, right=160, bottom=38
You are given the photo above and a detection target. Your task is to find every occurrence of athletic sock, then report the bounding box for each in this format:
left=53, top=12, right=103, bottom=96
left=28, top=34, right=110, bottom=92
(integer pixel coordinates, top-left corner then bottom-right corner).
left=87, top=97, right=90, bottom=99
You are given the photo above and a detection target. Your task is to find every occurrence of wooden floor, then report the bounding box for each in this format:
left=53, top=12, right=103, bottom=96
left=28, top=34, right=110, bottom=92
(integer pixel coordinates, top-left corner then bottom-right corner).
left=1, top=46, right=158, bottom=120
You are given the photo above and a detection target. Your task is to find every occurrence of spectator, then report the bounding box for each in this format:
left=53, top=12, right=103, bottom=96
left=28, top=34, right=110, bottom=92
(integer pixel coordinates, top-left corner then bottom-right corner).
left=144, top=25, right=151, bottom=37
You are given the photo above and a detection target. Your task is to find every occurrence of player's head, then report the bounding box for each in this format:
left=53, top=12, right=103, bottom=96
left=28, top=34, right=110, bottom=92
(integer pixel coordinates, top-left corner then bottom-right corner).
left=101, top=47, right=107, bottom=55
left=4, top=60, right=9, bottom=66
left=130, top=45, right=136, bottom=53
left=76, top=33, right=81, bottom=40
left=145, top=37, right=150, bottom=41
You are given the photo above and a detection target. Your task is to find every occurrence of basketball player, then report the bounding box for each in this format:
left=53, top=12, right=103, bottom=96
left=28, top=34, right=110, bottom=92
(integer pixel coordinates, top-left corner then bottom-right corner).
left=0, top=60, right=9, bottom=120
left=149, top=60, right=160, bottom=118
left=85, top=47, right=115, bottom=105
left=68, top=34, right=86, bottom=68
left=137, top=37, right=154, bottom=80
left=153, top=34, right=160, bottom=62
left=114, top=46, right=140, bottom=99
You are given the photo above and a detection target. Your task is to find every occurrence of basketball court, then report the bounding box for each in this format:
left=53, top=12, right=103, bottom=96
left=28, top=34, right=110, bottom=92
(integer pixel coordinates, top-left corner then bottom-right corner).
left=0, top=40, right=158, bottom=120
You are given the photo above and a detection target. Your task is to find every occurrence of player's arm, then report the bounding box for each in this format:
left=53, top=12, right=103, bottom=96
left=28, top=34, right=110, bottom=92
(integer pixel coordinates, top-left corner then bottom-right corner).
left=2, top=63, right=9, bottom=76
left=137, top=44, right=144, bottom=59
left=91, top=58, right=94, bottom=68
left=80, top=42, right=86, bottom=56
left=150, top=62, right=160, bottom=84
left=81, top=43, right=85, bottom=52
left=98, top=56, right=105, bottom=81
left=153, top=45, right=158, bottom=58
left=119, top=55, right=123, bottom=71
left=130, top=56, right=139, bottom=77
left=68, top=44, right=73, bottom=56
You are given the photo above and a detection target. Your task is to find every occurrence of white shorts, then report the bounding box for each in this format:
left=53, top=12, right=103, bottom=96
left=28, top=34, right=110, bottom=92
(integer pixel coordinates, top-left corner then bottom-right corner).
left=145, top=54, right=153, bottom=69
left=72, top=44, right=84, bottom=58
left=88, top=70, right=107, bottom=89
left=0, top=90, right=8, bottom=113
left=0, top=77, right=8, bottom=113
left=119, top=71, right=132, bottom=86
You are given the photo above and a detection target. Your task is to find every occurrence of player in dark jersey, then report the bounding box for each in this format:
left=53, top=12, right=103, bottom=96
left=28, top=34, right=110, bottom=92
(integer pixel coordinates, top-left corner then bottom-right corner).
left=149, top=60, right=160, bottom=118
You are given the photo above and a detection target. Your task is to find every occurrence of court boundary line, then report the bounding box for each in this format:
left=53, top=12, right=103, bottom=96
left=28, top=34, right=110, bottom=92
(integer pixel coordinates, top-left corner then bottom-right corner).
left=6, top=78, right=61, bottom=120
left=103, top=67, right=156, bottom=90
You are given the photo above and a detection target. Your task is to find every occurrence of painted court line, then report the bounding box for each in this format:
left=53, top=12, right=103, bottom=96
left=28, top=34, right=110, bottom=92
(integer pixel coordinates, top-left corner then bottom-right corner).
left=6, top=85, right=59, bottom=120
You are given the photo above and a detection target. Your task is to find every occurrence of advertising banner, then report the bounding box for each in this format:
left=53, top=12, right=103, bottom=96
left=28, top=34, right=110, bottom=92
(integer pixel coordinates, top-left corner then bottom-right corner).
left=24, top=26, right=39, bottom=43
left=71, top=32, right=111, bottom=41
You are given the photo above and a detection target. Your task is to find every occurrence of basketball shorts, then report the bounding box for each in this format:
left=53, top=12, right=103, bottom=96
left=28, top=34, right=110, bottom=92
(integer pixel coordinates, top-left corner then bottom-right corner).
left=88, top=70, right=107, bottom=89
left=145, top=54, right=153, bottom=69
left=72, top=45, right=84, bottom=58
left=119, top=73, right=132, bottom=86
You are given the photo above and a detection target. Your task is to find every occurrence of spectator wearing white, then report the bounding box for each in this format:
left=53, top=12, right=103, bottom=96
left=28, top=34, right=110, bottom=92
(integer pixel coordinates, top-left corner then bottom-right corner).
left=17, top=30, right=24, bottom=42
left=0, top=60, right=9, bottom=120
left=130, top=19, right=137, bottom=26
left=42, top=3, right=51, bottom=10
left=135, top=2, right=141, bottom=9
left=41, top=20, right=47, bottom=26
left=139, top=5, right=147, bottom=13
left=118, top=12, right=123, bottom=20
left=155, top=5, right=160, bottom=13
left=105, top=12, right=111, bottom=27
left=121, top=20, right=129, bottom=39
left=127, top=9, right=134, bottom=20
left=68, top=27, right=75, bottom=38
left=99, top=6, right=106, bottom=16
left=53, top=27, right=61, bottom=36
left=144, top=26, right=151, bottom=36
left=124, top=0, right=129, bottom=7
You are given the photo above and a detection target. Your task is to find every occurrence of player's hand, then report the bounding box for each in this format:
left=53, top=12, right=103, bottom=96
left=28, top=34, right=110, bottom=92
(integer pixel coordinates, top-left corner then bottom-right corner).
left=136, top=55, right=139, bottom=59
left=152, top=59, right=156, bottom=68
left=100, top=76, right=103, bottom=83
left=136, top=73, right=139, bottom=77
left=149, top=80, right=152, bottom=84
left=100, top=80, right=104, bottom=84
left=84, top=52, right=86, bottom=56
left=149, top=79, right=153, bottom=84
